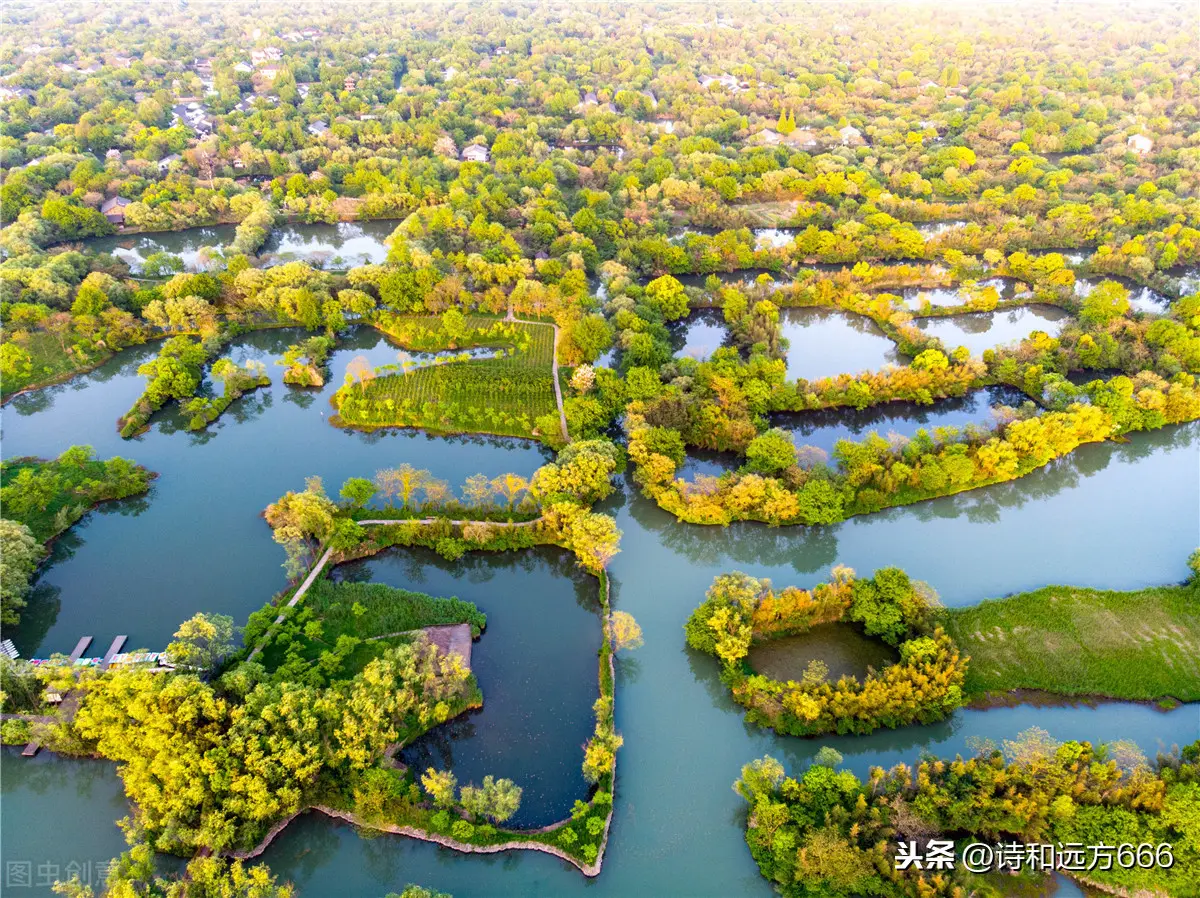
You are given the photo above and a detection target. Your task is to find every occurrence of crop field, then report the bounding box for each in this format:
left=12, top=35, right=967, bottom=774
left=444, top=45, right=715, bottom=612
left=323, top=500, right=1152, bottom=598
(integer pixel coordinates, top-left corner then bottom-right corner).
left=945, top=583, right=1200, bottom=702
left=336, top=315, right=558, bottom=439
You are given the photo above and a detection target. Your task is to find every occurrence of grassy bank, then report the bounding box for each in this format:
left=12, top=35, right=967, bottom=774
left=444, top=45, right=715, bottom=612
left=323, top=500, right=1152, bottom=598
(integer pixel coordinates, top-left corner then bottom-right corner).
left=945, top=581, right=1200, bottom=702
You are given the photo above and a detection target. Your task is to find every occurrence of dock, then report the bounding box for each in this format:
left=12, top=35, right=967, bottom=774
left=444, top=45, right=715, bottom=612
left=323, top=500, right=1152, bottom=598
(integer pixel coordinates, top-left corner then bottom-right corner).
left=21, top=635, right=91, bottom=759
left=99, top=635, right=128, bottom=670
left=68, top=636, right=93, bottom=663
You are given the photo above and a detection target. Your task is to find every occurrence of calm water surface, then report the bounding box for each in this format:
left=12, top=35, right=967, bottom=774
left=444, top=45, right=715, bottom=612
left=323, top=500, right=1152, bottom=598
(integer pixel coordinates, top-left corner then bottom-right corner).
left=670, top=308, right=730, bottom=360
left=81, top=221, right=397, bottom=272
left=2, top=330, right=1198, bottom=897
left=332, top=546, right=600, bottom=830
left=747, top=623, right=898, bottom=682
left=775, top=385, right=1031, bottom=456
left=781, top=307, right=908, bottom=380
left=916, top=305, right=1070, bottom=356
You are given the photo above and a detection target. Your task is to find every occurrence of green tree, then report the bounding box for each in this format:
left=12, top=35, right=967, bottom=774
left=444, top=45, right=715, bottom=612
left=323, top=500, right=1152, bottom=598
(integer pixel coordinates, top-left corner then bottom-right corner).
left=745, top=429, right=797, bottom=475
left=0, top=520, right=41, bottom=625
left=167, top=612, right=237, bottom=672
left=339, top=477, right=376, bottom=508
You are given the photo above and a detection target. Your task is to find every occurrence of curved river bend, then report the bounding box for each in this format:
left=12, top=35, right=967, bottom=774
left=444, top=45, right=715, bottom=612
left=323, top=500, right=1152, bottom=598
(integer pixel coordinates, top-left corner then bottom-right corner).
left=2, top=330, right=1198, bottom=897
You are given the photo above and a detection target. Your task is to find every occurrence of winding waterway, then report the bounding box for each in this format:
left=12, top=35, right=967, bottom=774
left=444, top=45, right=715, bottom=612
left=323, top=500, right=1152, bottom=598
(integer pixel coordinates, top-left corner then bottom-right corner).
left=2, top=329, right=1198, bottom=897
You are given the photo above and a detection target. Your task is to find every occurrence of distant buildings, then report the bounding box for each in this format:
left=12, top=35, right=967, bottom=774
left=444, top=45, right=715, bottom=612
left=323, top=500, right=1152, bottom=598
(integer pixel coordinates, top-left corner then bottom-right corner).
left=698, top=74, right=747, bottom=92
left=839, top=125, right=863, bottom=145
left=308, top=120, right=329, bottom=136
left=157, top=154, right=182, bottom=174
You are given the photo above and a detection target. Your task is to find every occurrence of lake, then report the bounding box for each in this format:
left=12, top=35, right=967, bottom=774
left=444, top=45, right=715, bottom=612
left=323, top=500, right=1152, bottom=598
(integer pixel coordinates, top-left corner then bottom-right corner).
left=2, top=330, right=1197, bottom=897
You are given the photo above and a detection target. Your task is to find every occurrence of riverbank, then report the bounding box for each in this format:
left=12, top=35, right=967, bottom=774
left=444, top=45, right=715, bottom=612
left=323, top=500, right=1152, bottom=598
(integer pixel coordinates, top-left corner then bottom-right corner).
left=944, top=575, right=1200, bottom=703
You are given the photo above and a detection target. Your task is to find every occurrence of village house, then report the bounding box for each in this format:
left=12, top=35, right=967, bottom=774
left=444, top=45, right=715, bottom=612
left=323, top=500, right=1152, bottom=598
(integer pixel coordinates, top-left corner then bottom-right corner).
left=461, top=144, right=490, bottom=163
left=157, top=154, right=182, bottom=174
left=839, top=124, right=863, bottom=145
left=101, top=195, right=131, bottom=224
left=307, top=120, right=329, bottom=136
left=1127, top=133, right=1153, bottom=155
left=698, top=74, right=739, bottom=91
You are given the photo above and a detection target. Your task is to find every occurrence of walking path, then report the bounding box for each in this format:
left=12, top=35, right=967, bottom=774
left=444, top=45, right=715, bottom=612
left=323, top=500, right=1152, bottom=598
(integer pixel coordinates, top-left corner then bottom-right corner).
left=248, top=518, right=541, bottom=660
left=506, top=307, right=570, bottom=444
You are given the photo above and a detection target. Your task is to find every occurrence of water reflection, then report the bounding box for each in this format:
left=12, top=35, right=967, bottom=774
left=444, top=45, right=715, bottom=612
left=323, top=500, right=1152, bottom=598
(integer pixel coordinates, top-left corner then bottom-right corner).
left=774, top=385, right=1031, bottom=455
left=916, top=305, right=1069, bottom=356
left=78, top=221, right=399, bottom=273
left=336, top=545, right=600, bottom=828
left=780, top=307, right=907, bottom=380
left=669, top=308, right=730, bottom=359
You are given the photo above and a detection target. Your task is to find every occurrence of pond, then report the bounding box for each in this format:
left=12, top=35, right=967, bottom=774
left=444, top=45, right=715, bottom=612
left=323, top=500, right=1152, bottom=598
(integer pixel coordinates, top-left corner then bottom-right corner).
left=773, top=385, right=1031, bottom=456
left=747, top=623, right=899, bottom=682
left=333, top=546, right=601, bottom=830
left=780, top=307, right=908, bottom=380
left=670, top=308, right=730, bottom=359
left=80, top=220, right=399, bottom=272
left=915, top=305, right=1070, bottom=356
left=2, top=330, right=1198, bottom=897
left=1, top=326, right=552, bottom=656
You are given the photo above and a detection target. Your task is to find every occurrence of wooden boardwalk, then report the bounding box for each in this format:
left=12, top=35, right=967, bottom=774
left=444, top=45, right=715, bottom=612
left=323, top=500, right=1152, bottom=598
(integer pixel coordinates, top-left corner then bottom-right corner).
left=99, top=635, right=128, bottom=670
left=68, top=636, right=93, bottom=663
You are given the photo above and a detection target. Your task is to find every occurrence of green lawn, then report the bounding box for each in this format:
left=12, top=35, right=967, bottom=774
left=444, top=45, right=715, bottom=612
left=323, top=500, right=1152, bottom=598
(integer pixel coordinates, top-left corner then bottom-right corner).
left=1, top=331, right=112, bottom=399
left=945, top=583, right=1200, bottom=702
left=335, top=315, right=558, bottom=439
left=258, top=578, right=486, bottom=678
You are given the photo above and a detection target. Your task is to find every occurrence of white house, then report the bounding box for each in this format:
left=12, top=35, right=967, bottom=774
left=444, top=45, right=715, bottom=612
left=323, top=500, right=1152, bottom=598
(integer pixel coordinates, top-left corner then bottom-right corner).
left=461, top=144, right=490, bottom=163
left=1127, top=133, right=1153, bottom=155
left=157, top=154, right=182, bottom=173
left=839, top=125, right=863, bottom=145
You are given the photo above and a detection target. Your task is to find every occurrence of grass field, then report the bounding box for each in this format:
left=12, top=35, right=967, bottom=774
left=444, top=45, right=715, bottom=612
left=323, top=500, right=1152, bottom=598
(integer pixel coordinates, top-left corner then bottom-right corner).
left=945, top=582, right=1200, bottom=702
left=733, top=200, right=802, bottom=227
left=259, top=578, right=486, bottom=678
left=335, top=315, right=558, bottom=439
left=1, top=331, right=113, bottom=399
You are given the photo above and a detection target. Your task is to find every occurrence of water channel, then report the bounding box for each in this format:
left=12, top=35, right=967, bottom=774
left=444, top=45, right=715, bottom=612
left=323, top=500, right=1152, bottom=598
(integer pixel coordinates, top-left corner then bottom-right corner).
left=2, top=327, right=1198, bottom=897
left=80, top=220, right=401, bottom=272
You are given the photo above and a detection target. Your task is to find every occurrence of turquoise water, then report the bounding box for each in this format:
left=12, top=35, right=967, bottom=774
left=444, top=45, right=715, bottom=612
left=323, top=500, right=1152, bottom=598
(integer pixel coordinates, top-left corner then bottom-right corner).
left=2, top=332, right=1197, bottom=897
